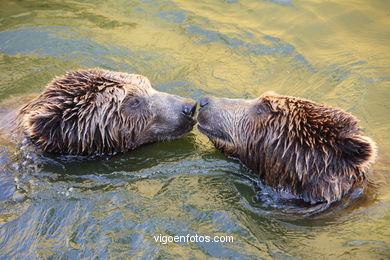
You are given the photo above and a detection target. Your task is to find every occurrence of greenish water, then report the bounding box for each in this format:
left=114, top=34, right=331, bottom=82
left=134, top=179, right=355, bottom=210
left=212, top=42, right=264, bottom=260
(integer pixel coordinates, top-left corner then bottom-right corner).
left=0, top=0, right=389, bottom=258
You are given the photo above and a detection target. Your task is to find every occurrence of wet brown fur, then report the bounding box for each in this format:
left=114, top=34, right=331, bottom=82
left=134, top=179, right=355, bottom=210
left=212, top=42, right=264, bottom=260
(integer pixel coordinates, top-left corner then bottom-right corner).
left=17, top=69, right=195, bottom=155
left=198, top=92, right=377, bottom=204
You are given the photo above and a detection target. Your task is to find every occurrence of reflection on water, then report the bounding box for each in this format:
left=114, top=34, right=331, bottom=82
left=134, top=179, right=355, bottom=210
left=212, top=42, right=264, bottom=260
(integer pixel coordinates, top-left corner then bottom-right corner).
left=0, top=0, right=389, bottom=258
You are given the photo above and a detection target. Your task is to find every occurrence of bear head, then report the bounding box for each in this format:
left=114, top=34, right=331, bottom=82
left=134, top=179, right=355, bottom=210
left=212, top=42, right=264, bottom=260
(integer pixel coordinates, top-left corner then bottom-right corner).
left=197, top=92, right=376, bottom=204
left=17, top=69, right=197, bottom=155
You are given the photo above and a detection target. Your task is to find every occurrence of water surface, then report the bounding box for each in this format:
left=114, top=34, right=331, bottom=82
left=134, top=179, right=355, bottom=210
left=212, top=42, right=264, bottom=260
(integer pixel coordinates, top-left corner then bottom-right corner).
left=0, top=0, right=389, bottom=258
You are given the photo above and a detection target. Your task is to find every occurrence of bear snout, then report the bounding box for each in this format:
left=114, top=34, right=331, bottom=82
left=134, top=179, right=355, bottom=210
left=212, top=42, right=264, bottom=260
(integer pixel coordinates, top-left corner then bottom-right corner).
left=181, top=101, right=197, bottom=117
left=199, top=97, right=210, bottom=108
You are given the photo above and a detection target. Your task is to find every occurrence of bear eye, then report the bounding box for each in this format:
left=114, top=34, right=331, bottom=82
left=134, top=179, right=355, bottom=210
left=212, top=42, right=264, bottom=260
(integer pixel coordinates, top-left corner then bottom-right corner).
left=127, top=97, right=142, bottom=108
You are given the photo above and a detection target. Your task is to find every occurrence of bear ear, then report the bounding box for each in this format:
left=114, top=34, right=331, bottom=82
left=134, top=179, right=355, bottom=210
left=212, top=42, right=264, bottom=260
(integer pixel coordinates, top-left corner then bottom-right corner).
left=26, top=107, right=63, bottom=152
left=255, top=97, right=272, bottom=116
left=341, top=135, right=377, bottom=169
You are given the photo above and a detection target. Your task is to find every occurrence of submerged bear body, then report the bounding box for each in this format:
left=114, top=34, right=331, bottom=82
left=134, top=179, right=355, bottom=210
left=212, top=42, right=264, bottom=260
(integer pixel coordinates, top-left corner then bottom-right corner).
left=197, top=92, right=376, bottom=204
left=17, top=69, right=197, bottom=155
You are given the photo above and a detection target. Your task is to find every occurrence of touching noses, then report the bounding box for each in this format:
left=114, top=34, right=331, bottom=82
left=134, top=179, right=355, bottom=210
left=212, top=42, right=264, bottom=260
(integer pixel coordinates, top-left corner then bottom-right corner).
left=181, top=96, right=210, bottom=117
left=182, top=101, right=197, bottom=117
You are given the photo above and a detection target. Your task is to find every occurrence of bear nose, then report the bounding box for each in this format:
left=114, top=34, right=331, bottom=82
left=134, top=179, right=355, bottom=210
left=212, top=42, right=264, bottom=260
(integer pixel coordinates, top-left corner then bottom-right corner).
left=199, top=97, right=209, bottom=108
left=182, top=102, right=197, bottom=117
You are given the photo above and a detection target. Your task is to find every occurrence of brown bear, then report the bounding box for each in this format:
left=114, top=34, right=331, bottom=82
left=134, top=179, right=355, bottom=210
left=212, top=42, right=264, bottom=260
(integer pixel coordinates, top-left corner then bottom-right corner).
left=197, top=92, right=377, bottom=204
left=16, top=69, right=197, bottom=155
